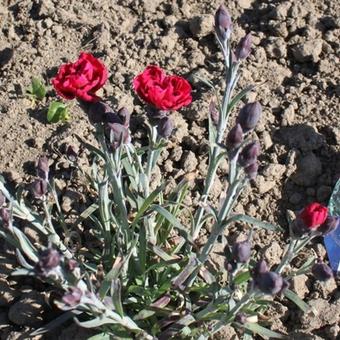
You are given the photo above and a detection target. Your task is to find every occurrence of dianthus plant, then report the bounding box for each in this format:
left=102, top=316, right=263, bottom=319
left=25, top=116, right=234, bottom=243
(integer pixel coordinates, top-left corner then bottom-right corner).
left=0, top=5, right=337, bottom=340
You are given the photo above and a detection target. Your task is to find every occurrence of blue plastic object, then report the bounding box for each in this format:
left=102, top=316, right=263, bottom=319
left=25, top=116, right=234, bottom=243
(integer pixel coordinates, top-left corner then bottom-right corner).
left=324, top=179, right=340, bottom=273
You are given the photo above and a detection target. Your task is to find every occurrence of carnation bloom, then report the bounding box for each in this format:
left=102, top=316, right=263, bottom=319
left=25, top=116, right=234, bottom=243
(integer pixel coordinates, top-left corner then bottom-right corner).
left=299, top=202, right=328, bottom=229
left=52, top=52, right=108, bottom=102
left=133, top=65, right=192, bottom=111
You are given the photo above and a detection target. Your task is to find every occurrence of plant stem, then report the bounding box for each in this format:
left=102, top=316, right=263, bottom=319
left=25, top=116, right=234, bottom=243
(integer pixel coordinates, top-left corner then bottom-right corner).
left=211, top=291, right=253, bottom=334
left=192, top=147, right=219, bottom=240
left=42, top=200, right=72, bottom=258
left=275, top=239, right=297, bottom=274
left=198, top=180, right=242, bottom=264
left=192, top=59, right=239, bottom=241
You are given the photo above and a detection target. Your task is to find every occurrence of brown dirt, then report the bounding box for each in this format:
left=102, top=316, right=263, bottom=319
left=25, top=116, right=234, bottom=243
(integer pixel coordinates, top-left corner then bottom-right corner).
left=0, top=0, right=339, bottom=339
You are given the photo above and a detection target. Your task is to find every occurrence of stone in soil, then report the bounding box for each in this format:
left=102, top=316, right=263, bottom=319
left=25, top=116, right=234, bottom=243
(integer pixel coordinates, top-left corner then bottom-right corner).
left=8, top=291, right=46, bottom=326
left=301, top=298, right=340, bottom=330
left=291, top=274, right=309, bottom=299
left=0, top=278, right=19, bottom=306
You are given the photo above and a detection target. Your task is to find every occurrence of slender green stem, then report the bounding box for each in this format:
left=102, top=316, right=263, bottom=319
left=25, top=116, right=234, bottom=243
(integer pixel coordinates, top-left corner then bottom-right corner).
left=275, top=239, right=297, bottom=274
left=192, top=55, right=240, bottom=241
left=145, top=125, right=158, bottom=186
left=49, top=182, right=69, bottom=235
left=211, top=291, right=254, bottom=334
left=192, top=147, right=219, bottom=240
left=42, top=200, right=56, bottom=234
left=198, top=180, right=242, bottom=264
left=42, top=200, right=72, bottom=258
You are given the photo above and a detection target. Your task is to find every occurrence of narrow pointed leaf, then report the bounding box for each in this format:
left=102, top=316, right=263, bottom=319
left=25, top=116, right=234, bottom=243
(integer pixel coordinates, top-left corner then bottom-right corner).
left=152, top=205, right=194, bottom=244
left=30, top=311, right=81, bottom=336
left=15, top=249, right=34, bottom=269
left=243, top=322, right=287, bottom=339
left=226, top=214, right=283, bottom=232
left=74, top=316, right=116, bottom=328
left=131, top=184, right=165, bottom=229
left=228, top=85, right=255, bottom=112
left=12, top=226, right=39, bottom=262
left=284, top=289, right=310, bottom=313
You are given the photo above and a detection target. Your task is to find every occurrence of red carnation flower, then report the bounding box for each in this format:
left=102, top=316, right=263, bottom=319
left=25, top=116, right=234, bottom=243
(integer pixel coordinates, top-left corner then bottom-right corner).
left=52, top=52, right=108, bottom=102
left=299, top=202, right=328, bottom=229
left=133, top=65, right=192, bottom=111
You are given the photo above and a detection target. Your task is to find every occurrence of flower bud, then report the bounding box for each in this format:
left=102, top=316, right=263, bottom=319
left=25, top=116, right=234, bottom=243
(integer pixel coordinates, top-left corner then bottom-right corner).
left=214, top=5, right=233, bottom=42
left=62, top=287, right=83, bottom=307
left=256, top=271, right=284, bottom=295
left=312, top=261, right=333, bottom=281
left=157, top=117, right=174, bottom=139
left=238, top=141, right=260, bottom=167
left=237, top=102, right=262, bottom=132
left=31, top=179, right=48, bottom=199
left=35, top=248, right=61, bottom=275
left=36, top=155, right=49, bottom=181
left=290, top=217, right=309, bottom=238
left=227, top=124, right=243, bottom=149
left=79, top=100, right=111, bottom=124
left=232, top=240, right=251, bottom=263
left=66, top=145, right=78, bottom=162
left=117, top=107, right=131, bottom=127
left=235, top=313, right=247, bottom=324
left=65, top=259, right=79, bottom=271
left=224, top=260, right=237, bottom=272
left=318, top=216, right=339, bottom=235
left=252, top=259, right=269, bottom=279
left=209, top=99, right=219, bottom=127
left=244, top=162, right=258, bottom=180
left=0, top=208, right=11, bottom=228
left=105, top=122, right=131, bottom=149
left=235, top=33, right=252, bottom=60
left=0, top=192, right=5, bottom=207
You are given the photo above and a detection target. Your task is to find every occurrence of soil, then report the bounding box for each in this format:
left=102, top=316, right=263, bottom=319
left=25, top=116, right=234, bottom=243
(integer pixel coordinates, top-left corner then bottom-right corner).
left=0, top=0, right=339, bottom=339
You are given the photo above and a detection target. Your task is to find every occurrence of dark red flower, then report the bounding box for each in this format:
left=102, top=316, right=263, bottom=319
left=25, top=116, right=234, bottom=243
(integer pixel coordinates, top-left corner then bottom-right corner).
left=52, top=52, right=108, bottom=102
left=133, top=66, right=192, bottom=111
left=299, top=202, right=328, bottom=229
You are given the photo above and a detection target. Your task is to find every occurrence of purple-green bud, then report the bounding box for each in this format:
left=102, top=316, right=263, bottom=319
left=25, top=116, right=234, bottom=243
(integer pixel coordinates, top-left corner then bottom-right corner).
left=312, top=261, right=333, bottom=281
left=232, top=240, right=251, bottom=263
left=227, top=124, right=244, bottom=149
left=253, top=259, right=269, bottom=278
left=237, top=102, right=262, bottom=132
left=239, top=141, right=260, bottom=167
left=0, top=208, right=11, bottom=228
left=214, top=5, right=233, bottom=42
left=117, top=107, right=131, bottom=127
left=290, top=217, right=309, bottom=238
left=65, top=259, right=79, bottom=271
left=157, top=117, right=174, bottom=139
left=209, top=99, right=219, bottom=127
left=36, top=155, right=49, bottom=181
left=35, top=248, right=61, bottom=275
left=105, top=122, right=131, bottom=149
left=235, top=33, right=252, bottom=60
left=256, top=271, right=284, bottom=295
left=224, top=260, right=237, bottom=272
left=318, top=216, right=339, bottom=235
left=79, top=100, right=111, bottom=124
left=62, top=287, right=83, bottom=307
left=31, top=179, right=48, bottom=199
left=244, top=161, right=258, bottom=180
left=0, top=192, right=5, bottom=207
left=235, top=313, right=247, bottom=324
left=66, top=145, right=78, bottom=162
